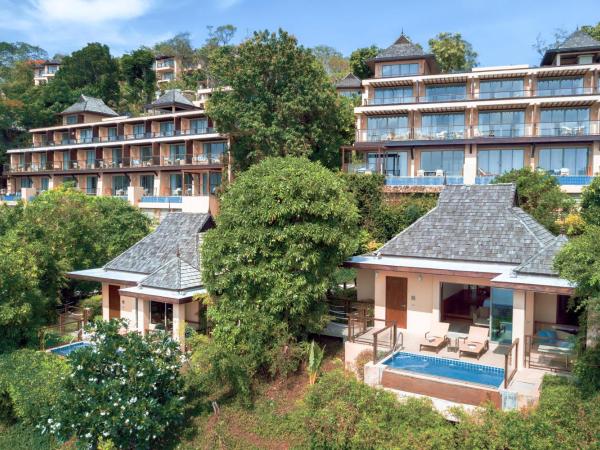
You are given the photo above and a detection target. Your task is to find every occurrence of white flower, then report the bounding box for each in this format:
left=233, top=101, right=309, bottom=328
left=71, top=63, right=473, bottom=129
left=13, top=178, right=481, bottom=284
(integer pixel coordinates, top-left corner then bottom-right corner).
left=85, top=433, right=92, bottom=438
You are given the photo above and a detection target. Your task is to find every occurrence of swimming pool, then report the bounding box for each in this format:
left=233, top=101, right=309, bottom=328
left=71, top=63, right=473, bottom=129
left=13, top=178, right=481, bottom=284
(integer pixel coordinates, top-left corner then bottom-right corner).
left=382, top=352, right=504, bottom=388
left=49, top=341, right=93, bottom=357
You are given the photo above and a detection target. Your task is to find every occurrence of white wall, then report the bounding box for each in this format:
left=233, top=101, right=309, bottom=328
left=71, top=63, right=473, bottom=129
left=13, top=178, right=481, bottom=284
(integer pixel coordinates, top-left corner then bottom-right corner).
left=356, top=269, right=375, bottom=301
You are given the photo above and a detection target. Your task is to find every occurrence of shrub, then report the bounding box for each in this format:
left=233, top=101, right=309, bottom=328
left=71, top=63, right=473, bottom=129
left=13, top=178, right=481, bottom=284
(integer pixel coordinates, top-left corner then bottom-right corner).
left=353, top=350, right=373, bottom=381
left=47, top=319, right=185, bottom=449
left=80, top=294, right=102, bottom=319
left=0, top=349, right=69, bottom=425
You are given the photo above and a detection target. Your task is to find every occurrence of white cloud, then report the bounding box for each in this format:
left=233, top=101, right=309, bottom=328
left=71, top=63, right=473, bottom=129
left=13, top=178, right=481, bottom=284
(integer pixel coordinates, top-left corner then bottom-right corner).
left=35, top=0, right=152, bottom=24
left=214, top=0, right=241, bottom=10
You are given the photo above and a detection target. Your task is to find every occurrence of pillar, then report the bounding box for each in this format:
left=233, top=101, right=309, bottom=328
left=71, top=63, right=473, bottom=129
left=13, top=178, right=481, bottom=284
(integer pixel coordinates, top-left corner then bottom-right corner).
left=373, top=271, right=386, bottom=324
left=463, top=144, right=476, bottom=185
left=512, top=290, right=526, bottom=369
left=431, top=278, right=441, bottom=322
left=101, top=284, right=110, bottom=321
left=172, top=303, right=186, bottom=345
left=127, top=186, right=144, bottom=206
left=136, top=298, right=151, bottom=335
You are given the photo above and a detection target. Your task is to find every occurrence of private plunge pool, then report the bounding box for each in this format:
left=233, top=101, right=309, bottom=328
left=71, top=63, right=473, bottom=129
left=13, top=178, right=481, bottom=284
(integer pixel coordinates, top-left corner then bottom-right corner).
left=382, top=352, right=505, bottom=389
left=48, top=341, right=93, bottom=357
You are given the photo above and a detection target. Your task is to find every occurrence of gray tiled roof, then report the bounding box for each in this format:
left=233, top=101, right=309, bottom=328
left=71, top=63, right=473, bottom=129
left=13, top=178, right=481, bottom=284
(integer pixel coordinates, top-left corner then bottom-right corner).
left=139, top=255, right=201, bottom=291
left=104, top=212, right=212, bottom=274
left=515, top=235, right=568, bottom=276
left=378, top=184, right=560, bottom=266
left=376, top=34, right=425, bottom=60
left=336, top=73, right=362, bottom=88
left=151, top=89, right=195, bottom=109
left=61, top=94, right=118, bottom=117
left=558, top=30, right=600, bottom=49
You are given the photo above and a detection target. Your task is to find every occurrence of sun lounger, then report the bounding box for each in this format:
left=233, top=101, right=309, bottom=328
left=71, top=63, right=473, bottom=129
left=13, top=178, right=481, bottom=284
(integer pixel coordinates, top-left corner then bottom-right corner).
left=419, top=322, right=450, bottom=353
left=458, top=326, right=489, bottom=360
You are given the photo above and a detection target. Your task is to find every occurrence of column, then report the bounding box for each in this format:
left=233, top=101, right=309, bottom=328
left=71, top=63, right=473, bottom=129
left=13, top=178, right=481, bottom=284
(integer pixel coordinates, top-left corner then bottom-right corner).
left=172, top=303, right=186, bottom=345
left=431, top=278, right=441, bottom=322
left=373, top=272, right=386, bottom=324
left=463, top=144, right=477, bottom=185
left=137, top=299, right=151, bottom=335
left=512, top=290, right=526, bottom=369
left=101, top=284, right=110, bottom=321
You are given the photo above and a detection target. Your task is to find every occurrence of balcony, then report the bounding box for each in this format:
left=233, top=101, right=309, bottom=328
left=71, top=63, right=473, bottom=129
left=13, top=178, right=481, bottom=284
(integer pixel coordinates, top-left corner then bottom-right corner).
left=385, top=175, right=464, bottom=186
left=415, top=125, right=466, bottom=140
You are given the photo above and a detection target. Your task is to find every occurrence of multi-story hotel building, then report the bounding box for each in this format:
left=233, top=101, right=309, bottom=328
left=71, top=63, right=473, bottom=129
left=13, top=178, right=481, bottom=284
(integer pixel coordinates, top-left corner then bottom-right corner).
left=3, top=90, right=226, bottom=218
left=342, top=31, right=600, bottom=194
left=33, top=60, right=60, bottom=85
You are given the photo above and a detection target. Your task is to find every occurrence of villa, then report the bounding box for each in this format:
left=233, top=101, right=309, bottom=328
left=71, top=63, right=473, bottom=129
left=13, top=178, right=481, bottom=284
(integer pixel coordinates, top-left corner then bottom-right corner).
left=343, top=184, right=577, bottom=410
left=68, top=212, right=213, bottom=344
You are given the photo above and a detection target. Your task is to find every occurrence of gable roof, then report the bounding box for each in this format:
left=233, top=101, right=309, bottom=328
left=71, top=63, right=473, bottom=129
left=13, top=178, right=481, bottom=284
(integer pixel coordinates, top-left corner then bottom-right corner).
left=541, top=30, right=600, bottom=65
left=104, top=212, right=212, bottom=274
left=514, top=235, right=568, bottom=276
left=60, top=94, right=118, bottom=117
left=378, top=184, right=562, bottom=269
left=139, top=255, right=202, bottom=291
left=149, top=89, right=196, bottom=110
left=335, top=73, right=362, bottom=88
left=377, top=34, right=426, bottom=60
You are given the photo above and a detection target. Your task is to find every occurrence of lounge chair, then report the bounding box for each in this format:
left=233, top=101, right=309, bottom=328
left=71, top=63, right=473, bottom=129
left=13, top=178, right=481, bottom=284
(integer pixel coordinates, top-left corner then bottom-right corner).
left=458, top=326, right=489, bottom=360
left=419, top=322, right=450, bottom=353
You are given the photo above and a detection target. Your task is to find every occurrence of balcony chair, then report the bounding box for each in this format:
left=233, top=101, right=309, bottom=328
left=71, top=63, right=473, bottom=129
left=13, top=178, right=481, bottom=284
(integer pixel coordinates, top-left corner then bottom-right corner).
left=458, top=326, right=490, bottom=360
left=419, top=322, right=450, bottom=353
left=560, top=168, right=570, bottom=177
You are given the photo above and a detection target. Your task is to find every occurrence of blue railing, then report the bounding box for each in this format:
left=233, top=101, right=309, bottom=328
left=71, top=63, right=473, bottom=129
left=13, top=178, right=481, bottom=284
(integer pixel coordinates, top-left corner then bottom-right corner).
left=552, top=175, right=593, bottom=185
left=1, top=194, right=22, bottom=201
left=475, top=176, right=496, bottom=185
left=385, top=176, right=464, bottom=186
left=140, top=196, right=182, bottom=203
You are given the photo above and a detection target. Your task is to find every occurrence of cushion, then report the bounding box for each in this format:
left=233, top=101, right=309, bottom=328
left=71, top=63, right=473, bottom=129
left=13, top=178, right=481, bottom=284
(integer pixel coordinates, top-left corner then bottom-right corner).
left=536, top=329, right=557, bottom=345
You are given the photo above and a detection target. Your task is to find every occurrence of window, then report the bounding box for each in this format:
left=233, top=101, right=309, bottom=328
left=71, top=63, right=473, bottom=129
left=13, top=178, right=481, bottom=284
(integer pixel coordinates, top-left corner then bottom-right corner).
left=150, top=302, right=173, bottom=330
left=537, top=77, right=584, bottom=96
left=204, top=142, right=226, bottom=163
left=491, top=288, right=513, bottom=343
left=479, top=78, right=524, bottom=99
left=420, top=150, right=464, bottom=176
left=159, top=121, right=174, bottom=137
left=107, top=127, right=118, bottom=142
left=133, top=123, right=145, bottom=138
left=79, top=128, right=92, bottom=143
left=190, top=118, right=208, bottom=134
left=40, top=153, right=47, bottom=169
left=20, top=178, right=32, bottom=188
left=66, top=115, right=77, bottom=125
left=61, top=132, right=70, bottom=144
left=366, top=115, right=409, bottom=141
left=169, top=174, right=183, bottom=194
left=111, top=148, right=122, bottom=166
left=421, top=113, right=465, bottom=138
left=373, top=87, right=413, bottom=105
left=86, top=150, right=96, bottom=168
left=140, top=175, right=154, bottom=194
left=539, top=108, right=589, bottom=136
left=366, top=151, right=408, bottom=176
left=209, top=172, right=222, bottom=194
left=381, top=63, right=419, bottom=77
left=424, top=84, right=466, bottom=102
left=478, top=110, right=525, bottom=137
left=538, top=147, right=588, bottom=176
left=578, top=55, right=593, bottom=65
left=162, top=72, right=174, bottom=81
left=477, top=149, right=524, bottom=176
left=112, top=175, right=129, bottom=195
left=47, top=65, right=58, bottom=74
left=169, top=144, right=185, bottom=162
left=40, top=177, right=49, bottom=191
left=140, top=146, right=152, bottom=163
left=86, top=176, right=97, bottom=195
left=62, top=151, right=70, bottom=169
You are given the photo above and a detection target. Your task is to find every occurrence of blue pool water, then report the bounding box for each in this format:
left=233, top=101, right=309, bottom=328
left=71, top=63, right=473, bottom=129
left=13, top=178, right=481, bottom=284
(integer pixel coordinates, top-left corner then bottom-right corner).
left=383, top=352, right=504, bottom=388
left=49, top=341, right=93, bottom=357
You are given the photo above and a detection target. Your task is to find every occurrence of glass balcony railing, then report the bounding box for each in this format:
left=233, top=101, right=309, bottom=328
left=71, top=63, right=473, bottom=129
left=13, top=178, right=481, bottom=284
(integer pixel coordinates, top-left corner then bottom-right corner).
left=415, top=126, right=466, bottom=140
left=355, top=128, right=411, bottom=142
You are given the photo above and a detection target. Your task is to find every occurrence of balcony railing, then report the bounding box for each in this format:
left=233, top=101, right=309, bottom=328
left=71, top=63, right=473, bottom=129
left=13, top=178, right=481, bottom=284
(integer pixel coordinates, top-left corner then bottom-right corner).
left=22, top=128, right=217, bottom=149
left=366, top=96, right=416, bottom=105
left=385, top=175, right=464, bottom=186
left=4, top=154, right=224, bottom=174
left=356, top=121, right=600, bottom=142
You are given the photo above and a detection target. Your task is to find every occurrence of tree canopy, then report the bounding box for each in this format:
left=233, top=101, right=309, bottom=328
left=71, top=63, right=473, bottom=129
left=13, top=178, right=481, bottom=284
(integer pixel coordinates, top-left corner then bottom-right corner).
left=206, top=29, right=354, bottom=170
left=312, top=45, right=349, bottom=80
left=119, top=47, right=156, bottom=112
left=428, top=32, right=478, bottom=73
left=349, top=45, right=380, bottom=79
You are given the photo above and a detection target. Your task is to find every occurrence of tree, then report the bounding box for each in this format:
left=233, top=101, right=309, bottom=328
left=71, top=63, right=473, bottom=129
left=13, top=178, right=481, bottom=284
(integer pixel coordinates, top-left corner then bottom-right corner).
left=581, top=23, right=600, bottom=41
left=312, top=45, right=349, bottom=80
left=580, top=176, right=600, bottom=226
left=428, top=32, right=478, bottom=73
left=153, top=32, right=196, bottom=68
left=0, top=42, right=47, bottom=73
left=53, top=43, right=120, bottom=105
left=47, top=320, right=185, bottom=449
left=201, top=157, right=359, bottom=374
left=206, top=29, right=354, bottom=170
left=349, top=45, right=380, bottom=79
left=205, top=24, right=237, bottom=47
left=119, top=48, right=157, bottom=112
left=533, top=28, right=570, bottom=56
left=492, top=168, right=573, bottom=234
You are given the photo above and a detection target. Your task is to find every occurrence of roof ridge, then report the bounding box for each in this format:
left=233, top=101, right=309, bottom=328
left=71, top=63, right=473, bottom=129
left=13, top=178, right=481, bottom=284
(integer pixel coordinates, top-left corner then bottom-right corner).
left=379, top=205, right=438, bottom=255
left=508, top=207, right=545, bottom=247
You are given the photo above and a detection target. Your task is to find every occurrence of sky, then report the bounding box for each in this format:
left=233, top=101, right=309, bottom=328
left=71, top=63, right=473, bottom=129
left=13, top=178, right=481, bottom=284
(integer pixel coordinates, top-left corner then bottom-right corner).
left=0, top=0, right=598, bottom=67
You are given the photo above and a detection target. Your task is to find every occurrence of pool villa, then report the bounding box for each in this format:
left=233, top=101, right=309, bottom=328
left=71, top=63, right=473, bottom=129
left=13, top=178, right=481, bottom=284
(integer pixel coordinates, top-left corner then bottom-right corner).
left=343, top=184, right=578, bottom=410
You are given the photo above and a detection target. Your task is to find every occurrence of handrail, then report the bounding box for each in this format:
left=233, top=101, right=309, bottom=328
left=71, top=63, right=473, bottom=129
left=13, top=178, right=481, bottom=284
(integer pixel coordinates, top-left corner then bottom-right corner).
left=504, top=338, right=519, bottom=389
left=372, top=319, right=398, bottom=364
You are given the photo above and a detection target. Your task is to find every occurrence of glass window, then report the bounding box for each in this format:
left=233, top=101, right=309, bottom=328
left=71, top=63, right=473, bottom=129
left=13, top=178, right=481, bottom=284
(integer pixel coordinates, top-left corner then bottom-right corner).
left=141, top=146, right=152, bottom=163
left=539, top=108, right=589, bottom=136
left=366, top=115, right=409, bottom=141
left=366, top=151, right=408, bottom=176
left=112, top=175, right=129, bottom=195
left=204, top=142, right=226, bottom=163
left=421, top=113, right=465, bottom=138
left=209, top=172, right=222, bottom=194
left=373, top=87, right=413, bottom=105
left=150, top=301, right=173, bottom=330
left=86, top=150, right=96, bottom=167
left=140, top=175, right=154, bottom=194
left=40, top=153, right=47, bottom=169
left=66, top=115, right=77, bottom=125
left=424, top=84, right=466, bottom=102
left=491, top=288, right=513, bottom=344
left=111, top=148, right=122, bottom=166
left=133, top=123, right=145, bottom=138
left=478, top=149, right=524, bottom=176
left=538, top=147, right=588, bottom=175
left=479, top=78, right=524, bottom=99
left=169, top=144, right=185, bottom=162
left=20, top=178, right=32, bottom=188
left=62, top=151, right=70, bottom=170
left=381, top=63, right=419, bottom=77
left=537, top=77, right=584, bottom=96
left=107, top=127, right=117, bottom=141
left=40, top=177, right=49, bottom=191
left=169, top=174, right=182, bottom=195
left=190, top=118, right=208, bottom=133
left=478, top=110, right=525, bottom=137
left=420, top=150, right=464, bottom=175
left=79, top=128, right=92, bottom=143
left=86, top=176, right=97, bottom=194
left=159, top=121, right=174, bottom=136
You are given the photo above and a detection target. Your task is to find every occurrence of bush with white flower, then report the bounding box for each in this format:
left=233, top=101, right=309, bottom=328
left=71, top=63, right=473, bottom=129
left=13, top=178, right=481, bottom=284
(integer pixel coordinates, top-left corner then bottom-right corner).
left=45, top=319, right=185, bottom=449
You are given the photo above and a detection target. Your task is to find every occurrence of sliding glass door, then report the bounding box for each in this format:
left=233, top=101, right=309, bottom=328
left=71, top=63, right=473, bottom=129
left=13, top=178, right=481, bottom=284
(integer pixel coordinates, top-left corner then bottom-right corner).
left=490, top=288, right=513, bottom=344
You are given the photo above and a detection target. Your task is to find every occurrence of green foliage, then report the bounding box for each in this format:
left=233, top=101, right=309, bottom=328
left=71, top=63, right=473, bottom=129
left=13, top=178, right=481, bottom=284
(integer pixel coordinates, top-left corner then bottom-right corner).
left=312, top=45, right=350, bottom=80
left=493, top=168, right=573, bottom=234
left=373, top=195, right=437, bottom=242
left=580, top=175, right=600, bottom=226
left=201, top=158, right=359, bottom=382
left=48, top=319, right=185, bottom=449
left=0, top=42, right=47, bottom=72
left=119, top=47, right=156, bottom=112
left=153, top=32, right=197, bottom=67
left=0, top=423, right=58, bottom=450
left=0, top=349, right=69, bottom=425
left=581, top=23, right=600, bottom=41
left=428, top=32, right=478, bottom=73
left=302, top=369, right=454, bottom=449
left=574, top=342, right=600, bottom=395
left=54, top=43, right=120, bottom=106
left=307, top=340, right=325, bottom=385
left=206, top=29, right=354, bottom=170
left=80, top=294, right=103, bottom=319
left=349, top=45, right=380, bottom=79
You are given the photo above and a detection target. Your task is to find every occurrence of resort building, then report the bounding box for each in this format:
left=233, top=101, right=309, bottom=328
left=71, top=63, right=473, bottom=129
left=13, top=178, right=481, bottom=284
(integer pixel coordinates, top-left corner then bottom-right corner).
left=33, top=60, right=60, bottom=85
left=343, top=184, right=576, bottom=410
left=342, top=31, right=600, bottom=194
left=3, top=90, right=226, bottom=219
left=69, top=212, right=213, bottom=345
left=335, top=73, right=362, bottom=98
left=154, top=55, right=204, bottom=87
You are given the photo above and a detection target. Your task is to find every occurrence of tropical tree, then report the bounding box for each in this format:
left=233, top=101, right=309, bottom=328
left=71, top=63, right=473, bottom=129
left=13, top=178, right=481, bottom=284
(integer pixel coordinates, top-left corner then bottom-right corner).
left=492, top=168, right=573, bottom=234
left=206, top=29, right=354, bottom=170
left=153, top=32, right=196, bottom=68
left=0, top=42, right=47, bottom=75
left=201, top=157, right=359, bottom=375
left=119, top=48, right=156, bottom=112
left=428, top=32, right=478, bottom=73
left=349, top=45, right=380, bottom=79
left=312, top=45, right=349, bottom=80
left=47, top=320, right=185, bottom=449
left=581, top=23, right=600, bottom=41
left=580, top=176, right=600, bottom=226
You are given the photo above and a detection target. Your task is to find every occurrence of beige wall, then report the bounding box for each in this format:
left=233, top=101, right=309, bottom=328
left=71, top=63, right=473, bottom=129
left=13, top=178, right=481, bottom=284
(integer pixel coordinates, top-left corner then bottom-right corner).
left=534, top=292, right=557, bottom=323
